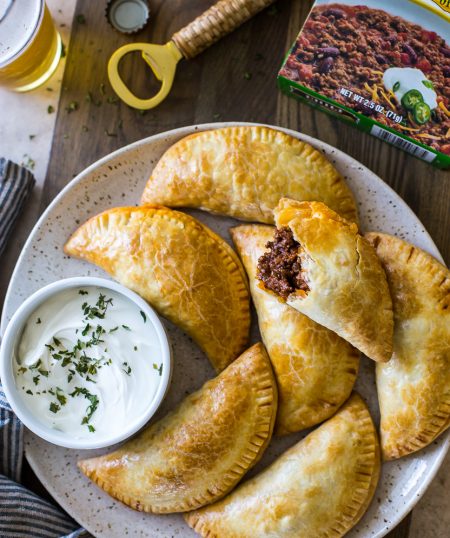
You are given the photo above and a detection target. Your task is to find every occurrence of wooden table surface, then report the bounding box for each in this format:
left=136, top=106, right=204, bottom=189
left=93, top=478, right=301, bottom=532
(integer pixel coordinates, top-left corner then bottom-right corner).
left=1, top=0, right=448, bottom=536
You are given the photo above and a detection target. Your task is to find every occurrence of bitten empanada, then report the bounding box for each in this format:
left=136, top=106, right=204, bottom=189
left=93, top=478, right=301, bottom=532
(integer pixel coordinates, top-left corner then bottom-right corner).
left=64, top=206, right=250, bottom=371
left=79, top=343, right=277, bottom=513
left=186, top=393, right=380, bottom=538
left=141, top=126, right=358, bottom=224
left=257, top=199, right=393, bottom=363
left=231, top=224, right=359, bottom=435
left=366, top=232, right=450, bottom=460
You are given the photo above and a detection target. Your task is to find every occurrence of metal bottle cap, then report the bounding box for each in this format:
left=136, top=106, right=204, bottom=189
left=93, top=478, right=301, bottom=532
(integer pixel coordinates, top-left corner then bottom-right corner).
left=106, top=0, right=150, bottom=34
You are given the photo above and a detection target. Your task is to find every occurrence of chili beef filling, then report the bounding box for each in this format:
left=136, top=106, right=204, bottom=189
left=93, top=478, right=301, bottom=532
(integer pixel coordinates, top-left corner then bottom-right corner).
left=257, top=227, right=309, bottom=300
left=280, top=3, right=450, bottom=154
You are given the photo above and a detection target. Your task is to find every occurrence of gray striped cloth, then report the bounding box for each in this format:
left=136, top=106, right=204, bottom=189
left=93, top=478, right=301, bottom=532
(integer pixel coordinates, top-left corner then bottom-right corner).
left=0, top=389, right=86, bottom=537
left=0, top=158, right=35, bottom=256
left=0, top=159, right=86, bottom=537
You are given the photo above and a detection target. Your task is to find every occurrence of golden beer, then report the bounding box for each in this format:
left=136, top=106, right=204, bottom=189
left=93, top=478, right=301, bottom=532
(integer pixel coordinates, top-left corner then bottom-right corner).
left=0, top=1, right=61, bottom=91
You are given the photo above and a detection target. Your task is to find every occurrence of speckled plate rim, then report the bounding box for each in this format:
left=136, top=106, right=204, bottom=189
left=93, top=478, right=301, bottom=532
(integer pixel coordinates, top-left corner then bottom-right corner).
left=2, top=121, right=449, bottom=537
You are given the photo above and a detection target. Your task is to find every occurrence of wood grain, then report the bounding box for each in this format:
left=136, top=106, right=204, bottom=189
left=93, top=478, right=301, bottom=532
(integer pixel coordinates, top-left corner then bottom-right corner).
left=3, top=0, right=450, bottom=536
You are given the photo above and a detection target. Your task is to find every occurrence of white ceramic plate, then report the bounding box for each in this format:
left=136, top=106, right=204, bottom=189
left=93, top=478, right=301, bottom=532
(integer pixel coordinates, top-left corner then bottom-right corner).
left=2, top=122, right=449, bottom=538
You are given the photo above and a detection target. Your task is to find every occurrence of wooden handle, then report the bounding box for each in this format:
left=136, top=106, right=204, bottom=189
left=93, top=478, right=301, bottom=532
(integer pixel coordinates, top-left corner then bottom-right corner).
left=171, top=0, right=275, bottom=60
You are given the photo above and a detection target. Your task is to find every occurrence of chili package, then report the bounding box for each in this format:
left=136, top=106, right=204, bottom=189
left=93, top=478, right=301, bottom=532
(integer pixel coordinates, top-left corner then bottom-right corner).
left=278, top=0, right=450, bottom=168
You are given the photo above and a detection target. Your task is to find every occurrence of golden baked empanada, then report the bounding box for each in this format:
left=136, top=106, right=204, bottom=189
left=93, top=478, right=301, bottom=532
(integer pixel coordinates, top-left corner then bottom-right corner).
left=257, top=199, right=393, bottom=363
left=231, top=224, right=359, bottom=435
left=186, top=393, right=380, bottom=538
left=79, top=343, right=277, bottom=513
left=366, top=232, right=450, bottom=460
left=141, top=126, right=358, bottom=224
left=64, top=205, right=250, bottom=371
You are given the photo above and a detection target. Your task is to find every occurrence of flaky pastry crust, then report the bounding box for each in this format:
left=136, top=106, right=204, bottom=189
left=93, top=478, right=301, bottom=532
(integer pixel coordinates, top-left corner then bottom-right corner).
left=231, top=224, right=359, bottom=435
left=264, top=199, right=393, bottom=363
left=64, top=205, right=250, bottom=371
left=141, top=126, right=358, bottom=223
left=78, top=343, right=277, bottom=513
left=366, top=232, right=450, bottom=460
left=185, top=393, right=380, bottom=538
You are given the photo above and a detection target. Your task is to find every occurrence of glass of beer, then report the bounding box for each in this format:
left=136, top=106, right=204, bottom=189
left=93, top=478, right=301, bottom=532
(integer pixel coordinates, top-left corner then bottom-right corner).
left=0, top=0, right=62, bottom=91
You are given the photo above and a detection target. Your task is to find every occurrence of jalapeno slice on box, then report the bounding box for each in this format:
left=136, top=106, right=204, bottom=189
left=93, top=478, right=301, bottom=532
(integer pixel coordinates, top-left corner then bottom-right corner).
left=401, top=89, right=424, bottom=111
left=413, top=101, right=431, bottom=124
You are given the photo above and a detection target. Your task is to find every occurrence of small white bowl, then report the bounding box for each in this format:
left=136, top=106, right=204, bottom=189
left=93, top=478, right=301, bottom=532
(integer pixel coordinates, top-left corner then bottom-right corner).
left=0, top=277, right=172, bottom=449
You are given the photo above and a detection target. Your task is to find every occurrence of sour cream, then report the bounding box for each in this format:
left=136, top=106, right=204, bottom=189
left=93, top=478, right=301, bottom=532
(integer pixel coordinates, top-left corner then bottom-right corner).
left=13, top=286, right=163, bottom=439
left=383, top=67, right=437, bottom=110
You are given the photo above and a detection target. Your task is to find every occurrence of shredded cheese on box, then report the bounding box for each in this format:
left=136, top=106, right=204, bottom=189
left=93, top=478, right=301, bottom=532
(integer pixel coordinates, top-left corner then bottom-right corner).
left=438, top=101, right=450, bottom=117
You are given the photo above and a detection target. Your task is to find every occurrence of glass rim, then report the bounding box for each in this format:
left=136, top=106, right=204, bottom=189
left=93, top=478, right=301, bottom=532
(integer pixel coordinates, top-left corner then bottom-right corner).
left=0, top=0, right=45, bottom=69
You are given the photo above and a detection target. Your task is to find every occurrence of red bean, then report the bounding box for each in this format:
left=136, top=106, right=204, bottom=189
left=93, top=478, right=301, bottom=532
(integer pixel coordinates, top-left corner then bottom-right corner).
left=441, top=47, right=450, bottom=58
left=403, top=44, right=417, bottom=63
left=443, top=67, right=450, bottom=78
left=319, top=57, right=334, bottom=73
left=375, top=54, right=387, bottom=64
left=387, top=33, right=397, bottom=45
left=317, top=47, right=340, bottom=57
left=322, top=8, right=346, bottom=19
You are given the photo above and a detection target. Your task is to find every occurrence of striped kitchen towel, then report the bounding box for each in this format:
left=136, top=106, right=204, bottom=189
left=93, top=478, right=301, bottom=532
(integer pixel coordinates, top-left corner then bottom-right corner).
left=0, top=158, right=35, bottom=256
left=0, top=387, right=87, bottom=538
left=0, top=159, right=87, bottom=536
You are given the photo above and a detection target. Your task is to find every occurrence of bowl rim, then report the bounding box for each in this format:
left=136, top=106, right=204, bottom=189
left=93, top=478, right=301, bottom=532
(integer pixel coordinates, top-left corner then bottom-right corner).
left=0, top=276, right=172, bottom=449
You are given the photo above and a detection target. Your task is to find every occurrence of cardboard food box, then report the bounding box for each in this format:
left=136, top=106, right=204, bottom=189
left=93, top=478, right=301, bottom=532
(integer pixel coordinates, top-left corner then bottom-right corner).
left=278, top=0, right=450, bottom=168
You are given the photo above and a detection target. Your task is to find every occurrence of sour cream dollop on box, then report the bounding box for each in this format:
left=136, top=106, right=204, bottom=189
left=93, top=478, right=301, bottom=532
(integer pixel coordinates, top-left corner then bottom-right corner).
left=1, top=278, right=171, bottom=449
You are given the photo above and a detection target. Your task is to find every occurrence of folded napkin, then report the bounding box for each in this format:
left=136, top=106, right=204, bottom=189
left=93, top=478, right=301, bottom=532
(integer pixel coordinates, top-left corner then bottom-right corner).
left=0, top=158, right=35, bottom=256
left=0, top=389, right=85, bottom=537
left=0, top=159, right=86, bottom=537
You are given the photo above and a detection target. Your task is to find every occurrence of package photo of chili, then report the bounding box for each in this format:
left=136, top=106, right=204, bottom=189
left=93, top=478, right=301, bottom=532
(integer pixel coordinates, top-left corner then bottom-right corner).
left=278, top=0, right=450, bottom=168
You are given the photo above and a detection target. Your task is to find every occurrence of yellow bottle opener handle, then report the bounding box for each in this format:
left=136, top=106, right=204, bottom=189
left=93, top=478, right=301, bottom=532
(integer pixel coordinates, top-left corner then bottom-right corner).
left=108, top=0, right=275, bottom=110
left=107, top=41, right=182, bottom=110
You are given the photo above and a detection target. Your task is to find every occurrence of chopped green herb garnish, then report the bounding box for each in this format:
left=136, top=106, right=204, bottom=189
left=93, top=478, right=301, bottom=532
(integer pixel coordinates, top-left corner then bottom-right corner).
left=82, top=323, right=91, bottom=336
left=17, top=366, right=28, bottom=374
left=78, top=289, right=88, bottom=295
left=70, top=387, right=99, bottom=426
left=33, top=375, right=40, bottom=385
left=140, top=310, right=147, bottom=323
left=109, top=326, right=118, bottom=333
left=122, top=362, right=132, bottom=376
left=122, top=325, right=131, bottom=331
left=76, top=13, right=86, bottom=24
left=36, top=317, right=41, bottom=324
left=88, top=425, right=95, bottom=433
left=56, top=390, right=67, bottom=406
left=49, top=402, right=60, bottom=413
left=26, top=389, right=33, bottom=395
left=153, top=363, right=163, bottom=376
left=66, top=101, right=78, bottom=113
left=53, top=337, right=62, bottom=347
left=133, top=346, right=138, bottom=351
left=47, top=105, right=55, bottom=114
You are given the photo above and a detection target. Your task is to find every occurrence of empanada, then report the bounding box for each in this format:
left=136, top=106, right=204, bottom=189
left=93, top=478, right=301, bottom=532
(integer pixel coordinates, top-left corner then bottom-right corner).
left=78, top=343, right=277, bottom=513
left=366, top=232, right=450, bottom=460
left=141, top=126, right=358, bottom=224
left=185, top=393, right=380, bottom=538
left=64, top=205, right=250, bottom=371
left=231, top=224, right=359, bottom=435
left=257, top=199, right=393, bottom=363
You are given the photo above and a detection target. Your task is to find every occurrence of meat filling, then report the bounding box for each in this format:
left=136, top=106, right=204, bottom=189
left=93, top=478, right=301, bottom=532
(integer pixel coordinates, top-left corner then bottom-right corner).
left=257, top=227, right=309, bottom=300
